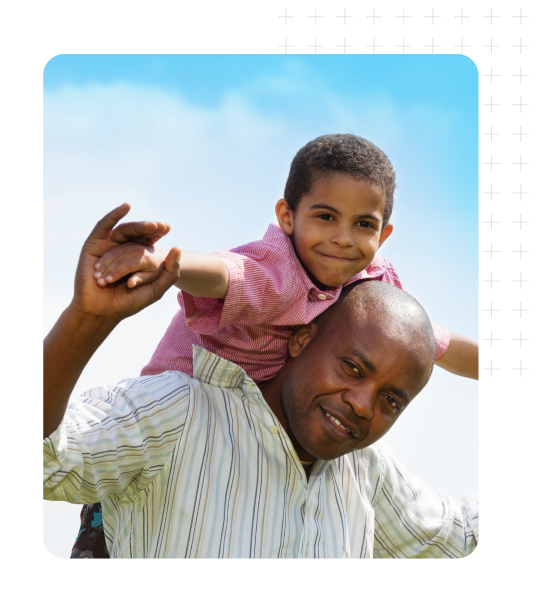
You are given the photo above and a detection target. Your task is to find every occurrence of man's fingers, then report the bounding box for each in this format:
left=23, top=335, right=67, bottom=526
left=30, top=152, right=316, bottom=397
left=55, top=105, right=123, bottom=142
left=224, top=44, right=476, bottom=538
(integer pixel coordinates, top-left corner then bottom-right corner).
left=110, top=221, right=170, bottom=244
left=150, top=247, right=181, bottom=298
left=89, top=204, right=131, bottom=241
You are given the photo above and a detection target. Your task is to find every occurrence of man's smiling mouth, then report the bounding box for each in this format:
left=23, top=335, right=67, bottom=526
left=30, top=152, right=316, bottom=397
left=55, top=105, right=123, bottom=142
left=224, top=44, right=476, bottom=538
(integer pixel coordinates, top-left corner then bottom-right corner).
left=322, top=409, right=359, bottom=438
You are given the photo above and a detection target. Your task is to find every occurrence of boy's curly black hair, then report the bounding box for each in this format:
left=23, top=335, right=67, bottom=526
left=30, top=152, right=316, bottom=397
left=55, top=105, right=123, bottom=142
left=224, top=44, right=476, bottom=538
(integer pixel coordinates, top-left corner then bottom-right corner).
left=283, top=134, right=396, bottom=227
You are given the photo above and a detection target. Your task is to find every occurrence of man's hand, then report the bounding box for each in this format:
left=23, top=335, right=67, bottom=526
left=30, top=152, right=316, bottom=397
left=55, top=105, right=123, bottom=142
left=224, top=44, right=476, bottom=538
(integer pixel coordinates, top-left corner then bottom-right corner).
left=44, top=204, right=179, bottom=438
left=71, top=204, right=180, bottom=325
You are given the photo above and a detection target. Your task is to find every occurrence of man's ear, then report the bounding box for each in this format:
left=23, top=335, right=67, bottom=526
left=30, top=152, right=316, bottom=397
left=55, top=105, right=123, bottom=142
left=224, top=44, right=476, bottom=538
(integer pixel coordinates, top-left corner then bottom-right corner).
left=378, top=223, right=393, bottom=249
left=275, top=199, right=295, bottom=236
left=288, top=321, right=319, bottom=358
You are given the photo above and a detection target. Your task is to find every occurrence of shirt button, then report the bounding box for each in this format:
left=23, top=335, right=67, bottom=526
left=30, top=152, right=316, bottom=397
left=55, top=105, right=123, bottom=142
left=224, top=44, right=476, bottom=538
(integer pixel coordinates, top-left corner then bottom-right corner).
left=317, top=293, right=327, bottom=300
left=269, top=425, right=279, bottom=434
left=247, top=382, right=254, bottom=389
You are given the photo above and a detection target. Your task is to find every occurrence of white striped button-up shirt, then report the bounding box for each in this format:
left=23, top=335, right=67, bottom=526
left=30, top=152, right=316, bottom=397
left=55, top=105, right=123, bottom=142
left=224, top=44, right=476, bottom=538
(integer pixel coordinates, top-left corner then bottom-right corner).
left=44, top=346, right=478, bottom=558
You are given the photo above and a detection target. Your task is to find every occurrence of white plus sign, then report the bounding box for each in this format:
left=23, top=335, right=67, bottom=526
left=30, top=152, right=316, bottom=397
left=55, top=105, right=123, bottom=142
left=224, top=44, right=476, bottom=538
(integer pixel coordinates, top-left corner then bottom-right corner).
left=512, top=184, right=529, bottom=201
left=513, top=303, right=529, bottom=318
left=336, top=38, right=354, bottom=54
left=482, top=214, right=501, bottom=230
left=512, top=272, right=530, bottom=289
left=484, top=67, right=501, bottom=84
left=484, top=243, right=501, bottom=260
left=512, top=214, right=529, bottom=231
left=512, top=331, right=528, bottom=348
left=424, top=9, right=441, bottom=25
left=484, top=361, right=501, bottom=377
left=307, top=38, right=324, bottom=54
left=483, top=304, right=501, bottom=319
left=424, top=38, right=441, bottom=54
left=482, top=38, right=501, bottom=54
left=512, top=8, right=529, bottom=25
left=336, top=9, right=353, bottom=24
left=454, top=38, right=470, bottom=54
left=366, top=9, right=382, bottom=25
left=482, top=155, right=501, bottom=172
left=513, top=244, right=529, bottom=260
left=482, top=9, right=501, bottom=25
left=395, top=9, right=413, bottom=25
left=482, top=272, right=501, bottom=289
left=512, top=67, right=530, bottom=84
left=512, top=38, right=529, bottom=55
left=512, top=96, right=530, bottom=113
left=277, top=8, right=296, bottom=25
left=512, top=126, right=529, bottom=144
left=307, top=8, right=324, bottom=24
left=395, top=38, right=413, bottom=54
left=482, top=331, right=500, bottom=347
left=484, top=126, right=501, bottom=142
left=367, top=38, right=383, bottom=54
left=482, top=96, right=501, bottom=113
left=277, top=38, right=296, bottom=54
left=512, top=360, right=529, bottom=377
left=513, top=156, right=529, bottom=171
left=483, top=184, right=501, bottom=201
left=454, top=8, right=471, bottom=25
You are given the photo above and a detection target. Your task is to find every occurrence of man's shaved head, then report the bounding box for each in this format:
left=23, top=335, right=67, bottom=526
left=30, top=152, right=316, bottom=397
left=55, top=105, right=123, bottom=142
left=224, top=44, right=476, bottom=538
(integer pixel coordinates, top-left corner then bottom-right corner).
left=316, top=279, right=435, bottom=375
left=261, top=278, right=437, bottom=462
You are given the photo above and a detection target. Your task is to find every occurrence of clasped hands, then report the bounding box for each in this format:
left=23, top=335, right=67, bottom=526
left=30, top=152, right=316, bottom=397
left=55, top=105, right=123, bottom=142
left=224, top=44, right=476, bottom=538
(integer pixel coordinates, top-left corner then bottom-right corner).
left=71, top=203, right=179, bottom=326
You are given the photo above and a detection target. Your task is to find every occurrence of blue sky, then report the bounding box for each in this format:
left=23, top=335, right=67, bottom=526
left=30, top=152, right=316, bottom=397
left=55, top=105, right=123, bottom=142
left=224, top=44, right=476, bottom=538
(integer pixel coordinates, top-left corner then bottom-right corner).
left=43, top=55, right=478, bottom=556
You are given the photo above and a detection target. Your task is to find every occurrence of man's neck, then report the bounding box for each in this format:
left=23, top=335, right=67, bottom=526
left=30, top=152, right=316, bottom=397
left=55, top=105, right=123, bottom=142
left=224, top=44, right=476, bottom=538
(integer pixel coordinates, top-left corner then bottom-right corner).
left=258, top=371, right=316, bottom=466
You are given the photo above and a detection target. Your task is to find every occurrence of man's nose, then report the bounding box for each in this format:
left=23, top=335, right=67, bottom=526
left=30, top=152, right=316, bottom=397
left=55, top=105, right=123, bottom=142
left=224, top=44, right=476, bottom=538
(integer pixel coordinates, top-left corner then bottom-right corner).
left=343, top=387, right=374, bottom=421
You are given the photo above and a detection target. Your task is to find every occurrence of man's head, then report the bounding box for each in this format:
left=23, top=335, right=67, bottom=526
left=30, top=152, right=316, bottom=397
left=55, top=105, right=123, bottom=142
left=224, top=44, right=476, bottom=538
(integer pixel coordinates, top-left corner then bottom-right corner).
left=270, top=280, right=434, bottom=462
left=275, top=134, right=395, bottom=288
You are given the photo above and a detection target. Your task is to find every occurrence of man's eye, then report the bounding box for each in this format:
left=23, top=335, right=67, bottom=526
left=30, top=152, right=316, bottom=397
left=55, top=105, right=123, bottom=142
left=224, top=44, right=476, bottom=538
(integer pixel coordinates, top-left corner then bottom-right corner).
left=345, top=361, right=359, bottom=374
left=385, top=396, right=400, bottom=410
left=318, top=213, right=334, bottom=221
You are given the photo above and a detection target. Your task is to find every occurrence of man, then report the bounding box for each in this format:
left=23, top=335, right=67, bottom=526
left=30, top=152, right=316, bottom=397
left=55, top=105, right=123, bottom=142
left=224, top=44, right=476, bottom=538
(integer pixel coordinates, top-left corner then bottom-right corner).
left=44, top=205, right=478, bottom=558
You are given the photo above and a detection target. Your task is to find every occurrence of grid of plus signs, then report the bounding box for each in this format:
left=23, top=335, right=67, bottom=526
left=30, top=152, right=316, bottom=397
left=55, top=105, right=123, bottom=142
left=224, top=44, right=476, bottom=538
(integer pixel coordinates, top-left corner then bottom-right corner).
left=277, top=4, right=534, bottom=380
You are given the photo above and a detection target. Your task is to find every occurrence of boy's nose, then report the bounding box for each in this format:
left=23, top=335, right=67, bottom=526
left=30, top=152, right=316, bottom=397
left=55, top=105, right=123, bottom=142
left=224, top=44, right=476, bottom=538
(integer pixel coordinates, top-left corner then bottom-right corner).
left=331, top=226, right=354, bottom=248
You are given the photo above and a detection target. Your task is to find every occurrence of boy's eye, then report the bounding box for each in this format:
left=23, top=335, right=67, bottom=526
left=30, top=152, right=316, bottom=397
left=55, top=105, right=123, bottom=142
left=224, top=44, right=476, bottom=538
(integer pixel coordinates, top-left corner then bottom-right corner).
left=318, top=213, right=334, bottom=221
left=357, top=221, right=372, bottom=228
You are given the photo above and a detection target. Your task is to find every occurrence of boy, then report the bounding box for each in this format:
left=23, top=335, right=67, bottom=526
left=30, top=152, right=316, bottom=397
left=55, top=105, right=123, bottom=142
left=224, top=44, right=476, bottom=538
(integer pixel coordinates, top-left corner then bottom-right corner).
left=93, top=133, right=478, bottom=380
left=71, top=133, right=477, bottom=558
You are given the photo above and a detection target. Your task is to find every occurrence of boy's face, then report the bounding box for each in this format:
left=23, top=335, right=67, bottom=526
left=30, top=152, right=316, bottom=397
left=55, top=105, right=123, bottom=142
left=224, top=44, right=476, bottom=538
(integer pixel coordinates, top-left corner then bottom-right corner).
left=276, top=174, right=393, bottom=288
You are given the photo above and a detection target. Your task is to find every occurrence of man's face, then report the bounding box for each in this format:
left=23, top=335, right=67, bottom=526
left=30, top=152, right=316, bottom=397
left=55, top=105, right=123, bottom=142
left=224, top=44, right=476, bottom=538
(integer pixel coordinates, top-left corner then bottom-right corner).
left=280, top=313, right=432, bottom=461
left=277, top=174, right=392, bottom=288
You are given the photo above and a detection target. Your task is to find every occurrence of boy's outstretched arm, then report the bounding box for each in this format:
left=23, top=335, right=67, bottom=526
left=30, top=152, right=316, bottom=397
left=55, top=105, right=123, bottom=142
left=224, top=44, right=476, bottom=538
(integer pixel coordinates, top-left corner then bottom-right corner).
left=94, top=238, right=229, bottom=299
left=435, top=332, right=478, bottom=380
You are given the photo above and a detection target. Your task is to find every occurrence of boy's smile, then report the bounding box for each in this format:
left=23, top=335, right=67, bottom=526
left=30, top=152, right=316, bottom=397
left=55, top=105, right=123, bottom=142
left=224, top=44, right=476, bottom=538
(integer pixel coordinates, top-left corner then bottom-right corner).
left=276, top=174, right=393, bottom=288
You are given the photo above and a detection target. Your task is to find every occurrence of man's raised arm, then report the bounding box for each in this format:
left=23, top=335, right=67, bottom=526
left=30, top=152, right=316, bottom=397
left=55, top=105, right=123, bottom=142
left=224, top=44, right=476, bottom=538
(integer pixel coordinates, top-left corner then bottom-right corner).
left=43, top=204, right=180, bottom=438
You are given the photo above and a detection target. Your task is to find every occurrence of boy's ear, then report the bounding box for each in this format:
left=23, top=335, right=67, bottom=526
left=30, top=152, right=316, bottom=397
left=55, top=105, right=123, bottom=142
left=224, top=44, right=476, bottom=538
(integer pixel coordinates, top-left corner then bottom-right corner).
left=288, top=321, right=319, bottom=358
left=275, top=199, right=295, bottom=236
left=378, top=223, right=393, bottom=249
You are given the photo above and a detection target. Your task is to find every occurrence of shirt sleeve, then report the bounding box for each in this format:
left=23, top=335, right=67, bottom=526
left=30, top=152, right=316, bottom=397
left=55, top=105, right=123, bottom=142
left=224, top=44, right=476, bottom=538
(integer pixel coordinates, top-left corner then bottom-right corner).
left=182, top=246, right=306, bottom=335
left=372, top=442, right=478, bottom=559
left=43, top=372, right=191, bottom=504
left=369, top=257, right=451, bottom=361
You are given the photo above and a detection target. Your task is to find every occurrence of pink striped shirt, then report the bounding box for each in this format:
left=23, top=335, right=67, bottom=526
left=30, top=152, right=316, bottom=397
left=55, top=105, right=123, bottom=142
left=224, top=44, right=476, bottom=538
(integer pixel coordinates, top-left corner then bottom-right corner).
left=141, top=223, right=450, bottom=382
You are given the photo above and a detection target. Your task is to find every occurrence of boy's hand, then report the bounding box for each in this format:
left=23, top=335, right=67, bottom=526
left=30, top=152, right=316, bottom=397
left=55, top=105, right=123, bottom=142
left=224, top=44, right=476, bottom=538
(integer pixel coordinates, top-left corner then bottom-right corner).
left=94, top=243, right=177, bottom=289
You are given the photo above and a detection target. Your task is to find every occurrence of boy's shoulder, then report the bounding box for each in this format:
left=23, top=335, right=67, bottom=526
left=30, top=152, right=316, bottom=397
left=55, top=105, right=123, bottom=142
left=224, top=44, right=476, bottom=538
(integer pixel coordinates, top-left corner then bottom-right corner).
left=220, top=223, right=295, bottom=260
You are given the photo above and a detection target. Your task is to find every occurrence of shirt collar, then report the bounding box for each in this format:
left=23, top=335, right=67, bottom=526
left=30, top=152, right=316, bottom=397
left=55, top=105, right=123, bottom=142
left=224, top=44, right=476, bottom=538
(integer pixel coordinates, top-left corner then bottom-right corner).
left=263, top=223, right=340, bottom=301
left=192, top=345, right=248, bottom=388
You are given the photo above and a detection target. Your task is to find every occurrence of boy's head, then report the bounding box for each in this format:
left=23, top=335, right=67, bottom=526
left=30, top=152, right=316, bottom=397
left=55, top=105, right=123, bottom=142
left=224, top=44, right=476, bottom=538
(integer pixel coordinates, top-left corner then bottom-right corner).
left=276, top=134, right=395, bottom=289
